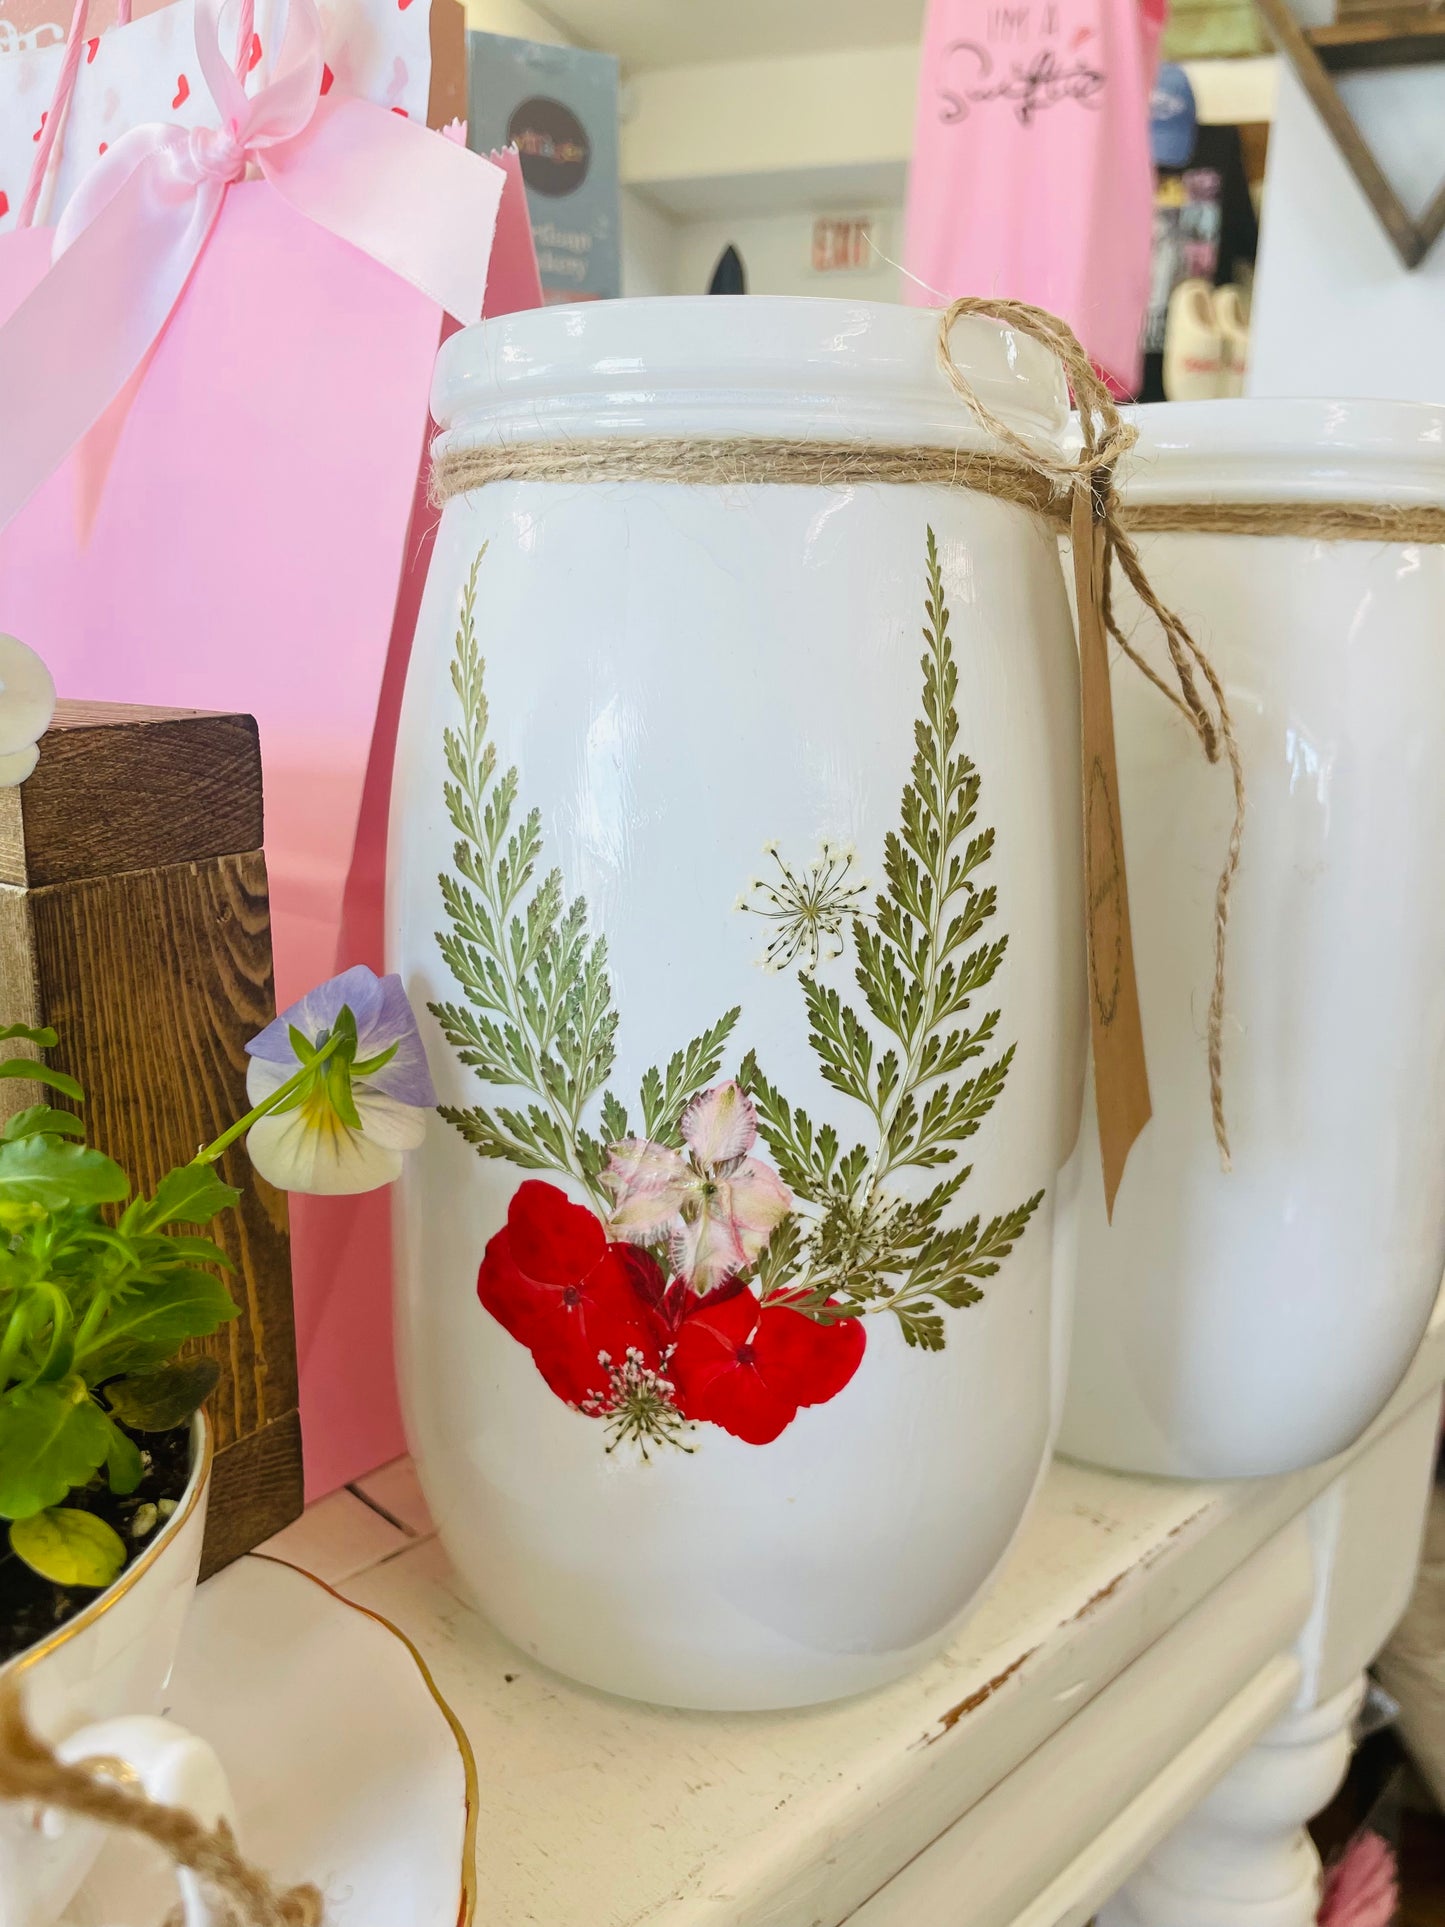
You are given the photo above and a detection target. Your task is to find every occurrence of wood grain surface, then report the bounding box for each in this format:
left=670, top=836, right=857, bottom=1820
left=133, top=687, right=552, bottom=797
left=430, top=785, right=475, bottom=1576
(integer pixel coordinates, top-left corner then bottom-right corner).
left=0, top=705, right=302, bottom=1568
left=203, top=1410, right=305, bottom=1580
left=0, top=702, right=264, bottom=887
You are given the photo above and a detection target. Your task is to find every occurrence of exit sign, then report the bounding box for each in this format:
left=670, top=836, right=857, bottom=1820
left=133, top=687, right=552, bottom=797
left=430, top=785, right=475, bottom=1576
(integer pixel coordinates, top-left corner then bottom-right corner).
left=811, top=216, right=879, bottom=274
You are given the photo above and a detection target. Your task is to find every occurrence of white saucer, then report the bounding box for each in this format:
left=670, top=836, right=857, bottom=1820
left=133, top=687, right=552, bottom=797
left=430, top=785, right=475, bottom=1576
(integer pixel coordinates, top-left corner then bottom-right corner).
left=64, top=1553, right=477, bottom=1926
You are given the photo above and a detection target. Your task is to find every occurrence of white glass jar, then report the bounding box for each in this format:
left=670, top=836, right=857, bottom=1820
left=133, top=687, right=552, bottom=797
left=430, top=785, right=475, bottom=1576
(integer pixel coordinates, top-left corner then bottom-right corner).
left=1061, top=400, right=1445, bottom=1479
left=389, top=298, right=1086, bottom=1709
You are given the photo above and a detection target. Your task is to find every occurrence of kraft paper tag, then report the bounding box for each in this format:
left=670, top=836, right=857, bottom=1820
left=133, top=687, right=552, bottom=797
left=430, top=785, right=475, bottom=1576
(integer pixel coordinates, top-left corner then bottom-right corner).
left=1071, top=481, right=1151, bottom=1218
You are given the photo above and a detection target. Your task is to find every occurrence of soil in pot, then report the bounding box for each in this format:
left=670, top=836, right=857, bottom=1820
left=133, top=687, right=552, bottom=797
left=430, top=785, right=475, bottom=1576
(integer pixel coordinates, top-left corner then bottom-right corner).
left=0, top=1422, right=192, bottom=1665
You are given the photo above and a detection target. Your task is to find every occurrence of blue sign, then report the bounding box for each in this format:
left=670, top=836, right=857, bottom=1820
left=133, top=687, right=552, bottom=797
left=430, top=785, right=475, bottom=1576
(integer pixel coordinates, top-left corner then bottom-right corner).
left=467, top=31, right=622, bottom=304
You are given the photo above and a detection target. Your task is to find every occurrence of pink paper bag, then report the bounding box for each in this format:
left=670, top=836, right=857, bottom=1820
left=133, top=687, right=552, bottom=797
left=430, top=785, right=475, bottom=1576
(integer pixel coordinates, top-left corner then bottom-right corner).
left=313, top=146, right=544, bottom=1498
left=0, top=0, right=506, bottom=1496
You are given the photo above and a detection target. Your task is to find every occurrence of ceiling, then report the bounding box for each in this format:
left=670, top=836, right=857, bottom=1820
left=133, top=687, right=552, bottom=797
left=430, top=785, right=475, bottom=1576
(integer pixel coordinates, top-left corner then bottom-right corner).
left=536, top=0, right=926, bottom=71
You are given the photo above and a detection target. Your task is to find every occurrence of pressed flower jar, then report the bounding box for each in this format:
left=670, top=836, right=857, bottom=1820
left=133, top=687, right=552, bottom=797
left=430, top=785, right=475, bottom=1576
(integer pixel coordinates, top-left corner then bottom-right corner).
left=388, top=298, right=1087, bottom=1710
left=1060, top=400, right=1445, bottom=1479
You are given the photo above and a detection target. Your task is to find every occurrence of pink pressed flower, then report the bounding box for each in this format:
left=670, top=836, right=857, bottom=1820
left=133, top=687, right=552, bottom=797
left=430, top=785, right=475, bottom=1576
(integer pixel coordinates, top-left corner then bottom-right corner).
left=602, top=1080, right=792, bottom=1293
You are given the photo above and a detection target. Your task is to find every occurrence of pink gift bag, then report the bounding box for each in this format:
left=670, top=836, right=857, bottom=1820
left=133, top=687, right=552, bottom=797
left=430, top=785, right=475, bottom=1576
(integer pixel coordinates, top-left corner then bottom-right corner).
left=315, top=148, right=543, bottom=1496
left=0, top=0, right=509, bottom=1493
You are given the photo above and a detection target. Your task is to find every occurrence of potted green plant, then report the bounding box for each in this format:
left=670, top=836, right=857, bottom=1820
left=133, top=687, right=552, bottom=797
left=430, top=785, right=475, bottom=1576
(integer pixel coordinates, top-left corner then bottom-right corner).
left=0, top=964, right=435, bottom=1658
left=0, top=966, right=435, bottom=1924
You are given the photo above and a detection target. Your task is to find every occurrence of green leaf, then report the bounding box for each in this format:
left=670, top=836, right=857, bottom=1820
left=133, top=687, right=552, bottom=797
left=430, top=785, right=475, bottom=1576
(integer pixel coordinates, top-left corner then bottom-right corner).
left=151, top=1236, right=235, bottom=1273
left=598, top=1091, right=630, bottom=1146
left=800, top=977, right=874, bottom=1110
left=431, top=545, right=624, bottom=1204
left=105, top=1356, right=221, bottom=1432
left=0, top=1060, right=84, bottom=1101
left=635, top=1007, right=741, bottom=1145
left=740, top=1051, right=851, bottom=1204
left=2, top=1104, right=85, bottom=1142
left=10, top=1508, right=126, bottom=1589
left=895, top=1305, right=946, bottom=1351
left=754, top=1214, right=805, bottom=1297
left=104, top=1420, right=144, bottom=1495
left=0, top=1135, right=128, bottom=1211
left=0, top=1024, right=58, bottom=1048
left=0, top=1382, right=112, bottom=1519
left=77, top=1268, right=239, bottom=1383
left=127, top=1164, right=240, bottom=1235
left=323, top=1052, right=363, bottom=1132
left=352, top=1041, right=399, bottom=1079
left=750, top=527, right=1045, bottom=1353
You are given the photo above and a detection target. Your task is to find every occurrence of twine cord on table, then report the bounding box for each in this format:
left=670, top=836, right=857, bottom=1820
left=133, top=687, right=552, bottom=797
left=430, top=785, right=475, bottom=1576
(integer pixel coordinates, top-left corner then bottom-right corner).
left=0, top=1682, right=322, bottom=1927
left=430, top=296, right=1253, bottom=1164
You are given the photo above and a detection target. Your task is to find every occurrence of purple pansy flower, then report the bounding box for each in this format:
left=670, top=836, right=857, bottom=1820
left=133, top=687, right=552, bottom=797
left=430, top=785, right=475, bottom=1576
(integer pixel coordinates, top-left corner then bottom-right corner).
left=243, top=966, right=436, bottom=1196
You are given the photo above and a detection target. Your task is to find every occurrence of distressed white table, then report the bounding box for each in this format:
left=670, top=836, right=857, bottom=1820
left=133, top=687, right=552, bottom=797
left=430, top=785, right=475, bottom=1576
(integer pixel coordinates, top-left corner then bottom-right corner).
left=261, top=1287, right=1445, bottom=1927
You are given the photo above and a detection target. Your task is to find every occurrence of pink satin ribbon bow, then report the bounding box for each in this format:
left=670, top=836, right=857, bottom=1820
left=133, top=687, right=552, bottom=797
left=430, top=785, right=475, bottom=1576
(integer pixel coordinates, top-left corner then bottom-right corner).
left=0, top=0, right=501, bottom=533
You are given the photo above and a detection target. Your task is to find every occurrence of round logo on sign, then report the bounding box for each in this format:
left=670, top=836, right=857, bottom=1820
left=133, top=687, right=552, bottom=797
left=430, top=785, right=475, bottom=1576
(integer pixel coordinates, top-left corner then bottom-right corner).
left=507, top=96, right=591, bottom=196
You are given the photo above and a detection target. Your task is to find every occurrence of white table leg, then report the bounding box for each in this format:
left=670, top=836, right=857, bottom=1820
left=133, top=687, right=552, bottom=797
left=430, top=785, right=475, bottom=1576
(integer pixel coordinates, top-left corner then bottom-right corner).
left=1097, top=1674, right=1364, bottom=1927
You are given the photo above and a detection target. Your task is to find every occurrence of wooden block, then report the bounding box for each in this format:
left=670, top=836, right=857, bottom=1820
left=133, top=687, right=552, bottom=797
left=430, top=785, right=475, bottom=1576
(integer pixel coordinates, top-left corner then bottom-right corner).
left=0, top=702, right=264, bottom=888
left=0, top=702, right=303, bottom=1570
left=204, top=1411, right=307, bottom=1580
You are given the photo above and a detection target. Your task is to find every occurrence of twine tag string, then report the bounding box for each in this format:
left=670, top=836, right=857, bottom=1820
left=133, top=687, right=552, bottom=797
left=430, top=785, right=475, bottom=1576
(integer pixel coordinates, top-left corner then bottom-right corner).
left=935, top=296, right=1245, bottom=1169
left=0, top=1682, right=323, bottom=1927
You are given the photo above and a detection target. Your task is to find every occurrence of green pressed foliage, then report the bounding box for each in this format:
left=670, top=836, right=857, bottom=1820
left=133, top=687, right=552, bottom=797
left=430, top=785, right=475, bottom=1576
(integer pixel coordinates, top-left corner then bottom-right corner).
left=433, top=530, right=1044, bottom=1369
left=429, top=544, right=741, bottom=1208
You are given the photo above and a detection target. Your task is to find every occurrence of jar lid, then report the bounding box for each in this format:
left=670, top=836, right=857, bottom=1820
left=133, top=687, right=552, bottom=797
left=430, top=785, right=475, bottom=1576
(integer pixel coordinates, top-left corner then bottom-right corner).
left=1114, top=398, right=1445, bottom=510
left=431, top=296, right=1070, bottom=460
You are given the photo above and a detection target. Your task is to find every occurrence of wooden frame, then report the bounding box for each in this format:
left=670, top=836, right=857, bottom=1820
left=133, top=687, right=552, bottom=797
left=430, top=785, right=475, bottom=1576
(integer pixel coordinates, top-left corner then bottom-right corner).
left=1255, top=0, right=1445, bottom=268
left=0, top=701, right=303, bottom=1576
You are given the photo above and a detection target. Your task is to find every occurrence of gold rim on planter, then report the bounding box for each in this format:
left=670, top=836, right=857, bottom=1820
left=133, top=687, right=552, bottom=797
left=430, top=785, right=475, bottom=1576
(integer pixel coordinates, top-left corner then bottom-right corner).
left=3, top=1409, right=214, bottom=1680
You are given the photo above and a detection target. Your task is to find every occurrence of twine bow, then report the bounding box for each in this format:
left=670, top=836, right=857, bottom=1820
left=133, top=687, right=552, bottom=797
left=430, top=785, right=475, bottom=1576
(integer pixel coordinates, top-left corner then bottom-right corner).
left=0, top=1681, right=321, bottom=1927
left=936, top=296, right=1246, bottom=1167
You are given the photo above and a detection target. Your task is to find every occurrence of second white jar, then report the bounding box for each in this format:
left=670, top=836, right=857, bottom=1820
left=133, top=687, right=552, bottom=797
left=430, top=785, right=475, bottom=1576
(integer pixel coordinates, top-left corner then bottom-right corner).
left=1061, top=400, right=1445, bottom=1479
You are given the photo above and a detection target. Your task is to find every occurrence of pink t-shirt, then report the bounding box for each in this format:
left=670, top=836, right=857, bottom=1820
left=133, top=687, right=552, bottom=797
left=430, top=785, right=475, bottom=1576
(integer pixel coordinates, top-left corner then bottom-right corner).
left=904, top=0, right=1166, bottom=396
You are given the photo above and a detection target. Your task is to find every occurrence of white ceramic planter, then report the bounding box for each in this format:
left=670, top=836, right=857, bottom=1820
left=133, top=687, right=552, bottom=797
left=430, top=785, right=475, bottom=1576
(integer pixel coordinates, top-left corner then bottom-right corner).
left=1060, top=399, right=1445, bottom=1479
left=0, top=1415, right=230, bottom=1927
left=390, top=297, right=1087, bottom=1709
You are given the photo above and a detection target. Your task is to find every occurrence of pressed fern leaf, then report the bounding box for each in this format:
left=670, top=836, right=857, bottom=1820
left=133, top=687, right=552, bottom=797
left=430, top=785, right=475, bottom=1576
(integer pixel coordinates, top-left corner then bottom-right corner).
left=432, top=547, right=740, bottom=1199
left=748, top=526, right=1045, bottom=1342
left=637, top=1007, right=742, bottom=1146
left=430, top=546, right=620, bottom=1201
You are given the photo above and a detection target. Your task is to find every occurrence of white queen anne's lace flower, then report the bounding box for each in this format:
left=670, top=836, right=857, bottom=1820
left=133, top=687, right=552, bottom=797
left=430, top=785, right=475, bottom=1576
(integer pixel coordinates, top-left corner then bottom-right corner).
left=738, top=839, right=868, bottom=972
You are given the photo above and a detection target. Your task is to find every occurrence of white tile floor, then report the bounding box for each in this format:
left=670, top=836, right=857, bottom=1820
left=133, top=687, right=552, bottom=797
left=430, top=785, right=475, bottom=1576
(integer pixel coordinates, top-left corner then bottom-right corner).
left=257, top=1468, right=424, bottom=1584
left=351, top=1454, right=435, bottom=1538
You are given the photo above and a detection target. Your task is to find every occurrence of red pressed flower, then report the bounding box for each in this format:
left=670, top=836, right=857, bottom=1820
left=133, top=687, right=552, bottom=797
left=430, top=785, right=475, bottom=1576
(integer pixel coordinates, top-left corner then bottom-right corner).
left=668, top=1286, right=866, bottom=1445
left=476, top=1181, right=664, bottom=1405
